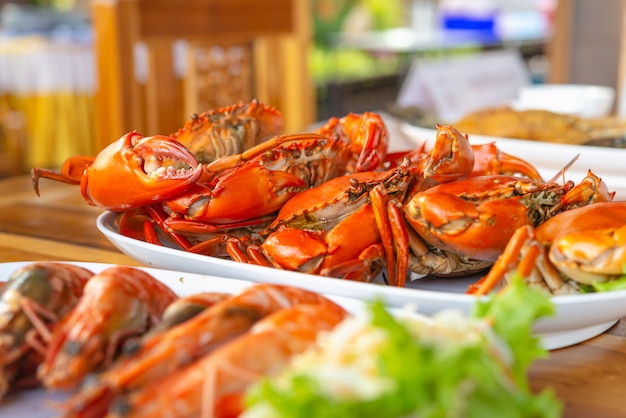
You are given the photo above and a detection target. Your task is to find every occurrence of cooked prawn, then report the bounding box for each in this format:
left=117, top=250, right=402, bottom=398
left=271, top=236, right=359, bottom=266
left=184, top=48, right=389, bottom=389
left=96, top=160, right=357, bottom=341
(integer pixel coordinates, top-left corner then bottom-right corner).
left=123, top=292, right=231, bottom=356
left=0, top=262, right=93, bottom=398
left=62, top=284, right=344, bottom=417
left=38, top=266, right=178, bottom=390
left=109, top=302, right=348, bottom=418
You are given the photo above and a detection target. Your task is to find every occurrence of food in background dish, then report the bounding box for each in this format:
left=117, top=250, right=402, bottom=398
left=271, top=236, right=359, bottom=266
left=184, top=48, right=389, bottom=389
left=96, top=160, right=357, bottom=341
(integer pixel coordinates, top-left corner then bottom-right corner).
left=454, top=107, right=626, bottom=146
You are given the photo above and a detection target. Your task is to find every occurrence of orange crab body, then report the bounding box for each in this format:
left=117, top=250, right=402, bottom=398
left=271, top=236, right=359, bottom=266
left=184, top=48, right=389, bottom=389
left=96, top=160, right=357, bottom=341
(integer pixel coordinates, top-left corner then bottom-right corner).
left=171, top=100, right=283, bottom=163
left=258, top=171, right=395, bottom=280
left=260, top=203, right=384, bottom=280
left=404, top=170, right=613, bottom=265
left=163, top=130, right=377, bottom=232
left=469, top=201, right=626, bottom=295
left=157, top=110, right=391, bottom=236
left=228, top=166, right=413, bottom=285
left=537, top=201, right=626, bottom=285
left=404, top=175, right=568, bottom=262
left=230, top=124, right=485, bottom=285
left=315, top=111, right=389, bottom=172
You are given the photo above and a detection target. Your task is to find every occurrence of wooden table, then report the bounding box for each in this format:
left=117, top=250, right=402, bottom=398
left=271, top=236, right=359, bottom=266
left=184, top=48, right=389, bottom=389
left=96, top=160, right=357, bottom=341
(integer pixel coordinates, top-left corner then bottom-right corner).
left=0, top=174, right=139, bottom=265
left=2, top=174, right=626, bottom=417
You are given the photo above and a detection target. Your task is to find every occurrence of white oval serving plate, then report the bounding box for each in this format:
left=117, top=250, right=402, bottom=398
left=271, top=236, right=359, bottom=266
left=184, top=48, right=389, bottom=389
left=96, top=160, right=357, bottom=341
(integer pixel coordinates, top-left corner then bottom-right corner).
left=98, top=211, right=626, bottom=351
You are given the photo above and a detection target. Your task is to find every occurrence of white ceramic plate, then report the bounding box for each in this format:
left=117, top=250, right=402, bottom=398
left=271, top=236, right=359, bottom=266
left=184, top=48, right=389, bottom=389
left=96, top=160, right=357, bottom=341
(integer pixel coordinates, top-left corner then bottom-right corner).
left=97, top=211, right=626, bottom=351
left=400, top=123, right=626, bottom=200
left=0, top=261, right=366, bottom=418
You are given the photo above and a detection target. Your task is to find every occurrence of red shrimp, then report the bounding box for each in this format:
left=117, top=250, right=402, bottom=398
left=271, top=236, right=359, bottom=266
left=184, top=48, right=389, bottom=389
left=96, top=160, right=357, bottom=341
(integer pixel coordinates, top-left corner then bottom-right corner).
left=62, top=284, right=344, bottom=417
left=110, top=302, right=348, bottom=417
left=38, top=266, right=178, bottom=390
left=0, top=262, right=93, bottom=398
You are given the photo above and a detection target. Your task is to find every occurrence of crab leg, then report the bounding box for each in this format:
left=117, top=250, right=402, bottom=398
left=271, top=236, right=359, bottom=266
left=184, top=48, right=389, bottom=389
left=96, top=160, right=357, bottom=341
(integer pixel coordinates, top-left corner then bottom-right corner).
left=468, top=225, right=579, bottom=296
left=370, top=185, right=409, bottom=287
left=468, top=226, right=535, bottom=295
left=470, top=143, right=543, bottom=180
left=32, top=156, right=95, bottom=192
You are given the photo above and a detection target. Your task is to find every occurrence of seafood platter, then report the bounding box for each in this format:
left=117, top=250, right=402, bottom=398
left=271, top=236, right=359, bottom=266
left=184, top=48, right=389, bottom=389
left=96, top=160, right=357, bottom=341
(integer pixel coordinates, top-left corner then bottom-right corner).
left=0, top=261, right=559, bottom=417
left=9, top=100, right=626, bottom=415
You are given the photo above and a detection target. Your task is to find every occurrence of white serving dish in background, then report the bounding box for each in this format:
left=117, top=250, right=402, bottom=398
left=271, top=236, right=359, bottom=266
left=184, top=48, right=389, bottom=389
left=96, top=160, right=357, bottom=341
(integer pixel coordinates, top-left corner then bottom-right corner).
left=511, top=83, right=615, bottom=118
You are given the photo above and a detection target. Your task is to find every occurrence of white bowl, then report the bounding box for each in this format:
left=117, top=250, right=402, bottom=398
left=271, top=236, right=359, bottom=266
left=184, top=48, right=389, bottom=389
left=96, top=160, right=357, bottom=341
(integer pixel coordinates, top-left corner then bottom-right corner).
left=512, top=84, right=615, bottom=118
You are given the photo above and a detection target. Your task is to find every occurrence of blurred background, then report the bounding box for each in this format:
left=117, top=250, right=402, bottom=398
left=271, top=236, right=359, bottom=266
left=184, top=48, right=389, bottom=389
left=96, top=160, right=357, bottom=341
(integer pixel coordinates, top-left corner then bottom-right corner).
left=0, top=0, right=623, bottom=174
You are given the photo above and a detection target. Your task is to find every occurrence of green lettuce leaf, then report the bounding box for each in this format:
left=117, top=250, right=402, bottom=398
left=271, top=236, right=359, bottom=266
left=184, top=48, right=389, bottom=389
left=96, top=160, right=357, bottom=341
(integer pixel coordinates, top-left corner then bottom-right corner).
left=472, top=274, right=554, bottom=388
left=581, top=271, right=626, bottom=293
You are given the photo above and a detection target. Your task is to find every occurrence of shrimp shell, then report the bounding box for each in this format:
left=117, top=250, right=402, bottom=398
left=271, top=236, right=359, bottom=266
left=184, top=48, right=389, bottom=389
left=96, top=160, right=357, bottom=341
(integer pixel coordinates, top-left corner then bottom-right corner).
left=62, top=284, right=343, bottom=417
left=38, top=266, right=178, bottom=390
left=123, top=292, right=231, bottom=356
left=110, top=302, right=348, bottom=418
left=0, top=262, right=93, bottom=398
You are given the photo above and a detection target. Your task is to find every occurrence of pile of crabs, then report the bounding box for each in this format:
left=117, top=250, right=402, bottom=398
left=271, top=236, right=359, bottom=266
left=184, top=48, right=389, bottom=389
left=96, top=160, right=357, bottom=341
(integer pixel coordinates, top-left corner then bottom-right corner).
left=33, top=100, right=626, bottom=295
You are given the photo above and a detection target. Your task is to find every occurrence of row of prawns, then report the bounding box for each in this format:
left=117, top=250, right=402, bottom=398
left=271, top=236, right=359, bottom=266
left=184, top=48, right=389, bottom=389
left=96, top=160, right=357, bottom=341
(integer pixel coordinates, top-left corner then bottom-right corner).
left=31, top=99, right=624, bottom=294
left=0, top=262, right=349, bottom=417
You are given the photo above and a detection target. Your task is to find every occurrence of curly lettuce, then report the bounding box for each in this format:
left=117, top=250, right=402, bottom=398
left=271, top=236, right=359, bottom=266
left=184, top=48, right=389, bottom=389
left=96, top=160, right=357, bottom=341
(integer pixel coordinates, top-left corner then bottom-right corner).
left=242, top=277, right=562, bottom=418
left=581, top=266, right=626, bottom=293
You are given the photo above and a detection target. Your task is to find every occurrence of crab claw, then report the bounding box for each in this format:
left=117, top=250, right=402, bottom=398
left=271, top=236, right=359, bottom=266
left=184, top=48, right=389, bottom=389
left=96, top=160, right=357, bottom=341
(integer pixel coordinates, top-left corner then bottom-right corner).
left=423, top=125, right=475, bottom=183
left=316, top=111, right=389, bottom=172
left=470, top=142, right=543, bottom=180
left=82, top=132, right=202, bottom=211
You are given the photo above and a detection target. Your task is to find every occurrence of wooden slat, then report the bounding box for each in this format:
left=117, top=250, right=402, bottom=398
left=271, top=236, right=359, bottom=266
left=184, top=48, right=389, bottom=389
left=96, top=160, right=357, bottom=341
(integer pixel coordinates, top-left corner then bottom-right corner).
left=286, top=0, right=316, bottom=130
left=0, top=232, right=142, bottom=265
left=184, top=42, right=254, bottom=116
left=546, top=0, right=573, bottom=83
left=145, top=41, right=185, bottom=135
left=92, top=0, right=144, bottom=150
left=529, top=333, right=626, bottom=417
left=617, top=2, right=626, bottom=114
left=137, top=0, right=294, bottom=40
left=0, top=106, right=27, bottom=176
left=0, top=175, right=140, bottom=265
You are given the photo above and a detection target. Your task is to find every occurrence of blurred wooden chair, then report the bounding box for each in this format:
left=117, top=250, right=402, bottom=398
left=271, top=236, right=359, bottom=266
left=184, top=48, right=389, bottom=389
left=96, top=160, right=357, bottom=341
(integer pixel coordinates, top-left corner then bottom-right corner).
left=91, top=0, right=316, bottom=151
left=0, top=106, right=27, bottom=177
